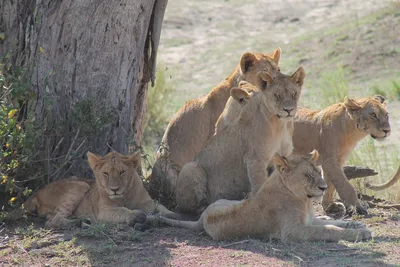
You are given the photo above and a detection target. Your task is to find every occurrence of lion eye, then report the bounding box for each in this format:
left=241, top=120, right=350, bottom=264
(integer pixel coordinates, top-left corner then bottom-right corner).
left=120, top=170, right=126, bottom=176
left=370, top=112, right=377, bottom=118
left=103, top=172, right=109, bottom=177
left=292, top=92, right=297, bottom=98
left=306, top=174, right=314, bottom=181
left=274, top=93, right=282, bottom=100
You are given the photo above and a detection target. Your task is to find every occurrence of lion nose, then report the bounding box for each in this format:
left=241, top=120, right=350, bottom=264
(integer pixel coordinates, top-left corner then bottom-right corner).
left=283, top=108, right=294, bottom=114
left=110, top=187, right=120, bottom=194
left=318, top=186, right=327, bottom=191
left=383, top=129, right=391, bottom=136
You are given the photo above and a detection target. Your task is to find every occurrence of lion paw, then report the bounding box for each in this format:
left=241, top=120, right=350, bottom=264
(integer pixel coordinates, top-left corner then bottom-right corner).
left=346, top=202, right=368, bottom=216
left=128, top=210, right=147, bottom=226
left=358, top=228, right=372, bottom=241
left=325, top=202, right=346, bottom=218
left=355, top=201, right=369, bottom=215
left=345, top=221, right=366, bottom=229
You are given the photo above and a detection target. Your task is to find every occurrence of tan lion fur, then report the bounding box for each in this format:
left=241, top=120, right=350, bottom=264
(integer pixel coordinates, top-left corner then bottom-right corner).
left=146, top=49, right=282, bottom=206
left=293, top=95, right=391, bottom=214
left=365, top=164, right=400, bottom=190
left=174, top=67, right=305, bottom=214
left=23, top=151, right=176, bottom=228
left=215, top=80, right=295, bottom=158
left=160, top=151, right=372, bottom=243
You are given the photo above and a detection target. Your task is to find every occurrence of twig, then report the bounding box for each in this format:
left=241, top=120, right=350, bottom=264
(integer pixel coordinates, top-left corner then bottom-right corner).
left=96, top=228, right=117, bottom=246
left=65, top=128, right=80, bottom=160
left=50, top=136, right=64, bottom=157
left=220, top=239, right=250, bottom=248
left=327, top=248, right=358, bottom=251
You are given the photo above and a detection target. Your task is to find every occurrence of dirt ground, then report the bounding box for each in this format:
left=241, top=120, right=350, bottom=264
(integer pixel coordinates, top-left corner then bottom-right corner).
left=2, top=1, right=400, bottom=266
left=1, top=204, right=400, bottom=266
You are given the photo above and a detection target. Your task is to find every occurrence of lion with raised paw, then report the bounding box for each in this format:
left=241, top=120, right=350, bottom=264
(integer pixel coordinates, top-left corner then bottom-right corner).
left=293, top=95, right=390, bottom=215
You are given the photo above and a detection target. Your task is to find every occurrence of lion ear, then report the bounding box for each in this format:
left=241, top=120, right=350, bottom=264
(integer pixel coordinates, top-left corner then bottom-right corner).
left=231, top=88, right=251, bottom=104
left=344, top=96, right=362, bottom=117
left=87, top=151, right=103, bottom=171
left=373, top=95, right=387, bottom=107
left=267, top=47, right=281, bottom=64
left=257, top=71, right=274, bottom=91
left=273, top=153, right=292, bottom=174
left=291, top=66, right=305, bottom=87
left=128, top=151, right=141, bottom=169
left=307, top=149, right=320, bottom=164
left=240, top=52, right=258, bottom=74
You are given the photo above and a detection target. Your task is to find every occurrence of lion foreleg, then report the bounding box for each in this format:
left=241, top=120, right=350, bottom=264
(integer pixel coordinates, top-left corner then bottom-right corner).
left=245, top=157, right=268, bottom=196
left=97, top=206, right=146, bottom=225
left=322, top=162, right=367, bottom=214
left=312, top=217, right=366, bottom=229
left=284, top=224, right=371, bottom=243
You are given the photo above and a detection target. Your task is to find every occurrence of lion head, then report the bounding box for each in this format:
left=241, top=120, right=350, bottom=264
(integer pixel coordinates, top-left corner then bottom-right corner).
left=87, top=151, right=141, bottom=199
left=256, top=67, right=305, bottom=120
left=344, top=95, right=391, bottom=140
left=238, top=48, right=282, bottom=85
left=273, top=150, right=327, bottom=200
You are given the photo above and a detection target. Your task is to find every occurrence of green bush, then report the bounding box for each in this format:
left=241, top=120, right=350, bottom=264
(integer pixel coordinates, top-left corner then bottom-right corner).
left=0, top=61, right=33, bottom=206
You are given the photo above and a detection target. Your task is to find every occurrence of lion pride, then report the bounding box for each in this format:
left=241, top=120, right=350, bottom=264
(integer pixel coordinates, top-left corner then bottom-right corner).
left=147, top=49, right=282, bottom=207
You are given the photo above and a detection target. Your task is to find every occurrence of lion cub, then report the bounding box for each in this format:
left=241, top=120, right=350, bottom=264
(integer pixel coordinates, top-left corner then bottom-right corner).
left=160, top=151, right=372, bottom=243
left=293, top=95, right=391, bottom=215
left=22, top=151, right=176, bottom=228
left=175, top=67, right=305, bottom=214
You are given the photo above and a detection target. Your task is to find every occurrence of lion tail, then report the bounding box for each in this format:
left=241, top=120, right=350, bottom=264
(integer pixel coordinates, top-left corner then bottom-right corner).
left=159, top=215, right=204, bottom=231
left=365, top=164, right=400, bottom=191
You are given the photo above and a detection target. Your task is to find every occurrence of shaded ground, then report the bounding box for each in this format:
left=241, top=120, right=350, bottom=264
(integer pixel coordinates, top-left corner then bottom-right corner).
left=2, top=1, right=400, bottom=266
left=1, top=205, right=400, bottom=266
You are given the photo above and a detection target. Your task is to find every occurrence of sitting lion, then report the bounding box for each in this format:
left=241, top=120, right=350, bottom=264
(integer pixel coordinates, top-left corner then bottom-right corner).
left=175, top=67, right=305, bottom=214
left=22, top=151, right=177, bottom=228
left=160, top=151, right=372, bottom=243
left=293, top=95, right=391, bottom=215
left=147, top=48, right=282, bottom=207
left=215, top=81, right=294, bottom=159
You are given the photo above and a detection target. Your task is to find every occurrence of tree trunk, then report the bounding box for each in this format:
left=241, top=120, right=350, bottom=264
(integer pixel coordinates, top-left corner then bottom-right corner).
left=0, top=0, right=168, bottom=181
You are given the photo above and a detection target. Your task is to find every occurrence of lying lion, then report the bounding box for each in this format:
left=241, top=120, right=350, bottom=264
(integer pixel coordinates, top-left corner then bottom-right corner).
left=293, top=95, right=390, bottom=215
left=175, top=67, right=305, bottom=214
left=22, top=151, right=177, bottom=228
left=147, top=49, right=282, bottom=207
left=160, top=151, right=371, bottom=243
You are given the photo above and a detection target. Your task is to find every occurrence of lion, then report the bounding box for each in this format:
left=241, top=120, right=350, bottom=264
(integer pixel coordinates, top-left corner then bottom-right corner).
left=174, top=67, right=305, bottom=214
left=22, top=151, right=177, bottom=228
left=147, top=48, right=282, bottom=206
left=160, top=151, right=372, bottom=243
left=292, top=95, right=391, bottom=215
left=215, top=80, right=294, bottom=159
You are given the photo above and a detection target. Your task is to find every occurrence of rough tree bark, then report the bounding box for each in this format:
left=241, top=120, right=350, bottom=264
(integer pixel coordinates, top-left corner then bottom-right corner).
left=0, top=0, right=168, bottom=180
